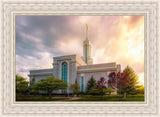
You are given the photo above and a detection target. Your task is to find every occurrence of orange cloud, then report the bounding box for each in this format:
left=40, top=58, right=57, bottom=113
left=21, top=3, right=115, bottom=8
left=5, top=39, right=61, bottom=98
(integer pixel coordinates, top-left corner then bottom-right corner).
left=90, top=16, right=144, bottom=72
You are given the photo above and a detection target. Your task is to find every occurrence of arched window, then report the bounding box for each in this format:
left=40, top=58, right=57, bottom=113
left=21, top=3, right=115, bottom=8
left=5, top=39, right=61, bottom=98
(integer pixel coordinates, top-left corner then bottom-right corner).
left=81, top=76, right=84, bottom=92
left=61, top=62, right=68, bottom=94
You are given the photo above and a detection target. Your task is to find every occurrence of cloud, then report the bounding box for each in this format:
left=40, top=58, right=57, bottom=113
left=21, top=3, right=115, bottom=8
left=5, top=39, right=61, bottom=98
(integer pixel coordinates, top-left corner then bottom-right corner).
left=137, top=72, right=144, bottom=85
left=54, top=36, right=82, bottom=56
left=90, top=16, right=144, bottom=73
left=16, top=52, right=53, bottom=80
left=16, top=16, right=144, bottom=82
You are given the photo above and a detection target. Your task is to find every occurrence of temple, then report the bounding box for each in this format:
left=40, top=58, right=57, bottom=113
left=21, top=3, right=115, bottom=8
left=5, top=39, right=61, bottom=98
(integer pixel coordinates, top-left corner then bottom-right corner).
left=28, top=24, right=121, bottom=94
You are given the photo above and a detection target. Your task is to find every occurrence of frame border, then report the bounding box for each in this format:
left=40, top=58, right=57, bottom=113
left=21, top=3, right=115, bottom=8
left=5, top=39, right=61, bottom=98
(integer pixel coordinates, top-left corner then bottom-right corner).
left=1, top=0, right=159, bottom=116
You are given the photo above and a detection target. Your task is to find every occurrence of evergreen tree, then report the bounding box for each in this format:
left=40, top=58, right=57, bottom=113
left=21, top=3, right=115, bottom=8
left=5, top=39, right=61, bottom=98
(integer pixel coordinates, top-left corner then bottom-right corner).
left=137, top=85, right=144, bottom=94
left=123, top=66, right=140, bottom=95
left=86, top=76, right=96, bottom=92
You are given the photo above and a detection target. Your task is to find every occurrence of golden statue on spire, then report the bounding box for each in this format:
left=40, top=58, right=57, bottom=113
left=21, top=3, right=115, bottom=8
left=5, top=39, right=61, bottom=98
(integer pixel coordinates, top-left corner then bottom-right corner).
left=86, top=24, right=88, bottom=30
left=86, top=24, right=88, bottom=40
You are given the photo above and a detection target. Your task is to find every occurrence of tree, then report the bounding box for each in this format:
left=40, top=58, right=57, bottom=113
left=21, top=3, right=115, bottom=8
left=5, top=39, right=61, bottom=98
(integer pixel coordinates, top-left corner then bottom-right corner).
left=108, top=72, right=117, bottom=90
left=30, top=76, right=35, bottom=86
left=28, top=83, right=39, bottom=95
left=108, top=72, right=130, bottom=98
left=28, top=76, right=39, bottom=95
left=16, top=75, right=29, bottom=95
left=96, top=77, right=107, bottom=95
left=106, top=88, right=115, bottom=95
left=33, top=76, right=68, bottom=98
left=70, top=79, right=80, bottom=96
left=117, top=72, right=130, bottom=98
left=88, top=87, right=100, bottom=95
left=137, top=85, right=144, bottom=94
left=123, top=66, right=140, bottom=95
left=86, top=76, right=96, bottom=93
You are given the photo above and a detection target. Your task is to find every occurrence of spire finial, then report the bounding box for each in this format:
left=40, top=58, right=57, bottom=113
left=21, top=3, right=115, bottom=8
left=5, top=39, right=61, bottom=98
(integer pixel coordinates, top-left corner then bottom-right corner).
left=86, top=24, right=88, bottom=40
left=86, top=24, right=88, bottom=30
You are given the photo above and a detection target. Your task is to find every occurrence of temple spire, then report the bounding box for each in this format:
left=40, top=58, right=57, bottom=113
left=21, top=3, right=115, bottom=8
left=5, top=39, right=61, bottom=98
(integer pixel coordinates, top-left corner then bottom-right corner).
left=86, top=24, right=88, bottom=40
left=81, top=24, right=93, bottom=65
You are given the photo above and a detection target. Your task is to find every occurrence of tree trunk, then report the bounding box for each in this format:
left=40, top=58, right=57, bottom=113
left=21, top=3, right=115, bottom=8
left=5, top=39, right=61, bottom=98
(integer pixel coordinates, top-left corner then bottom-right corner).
left=48, top=90, right=52, bottom=99
left=124, top=92, right=126, bottom=98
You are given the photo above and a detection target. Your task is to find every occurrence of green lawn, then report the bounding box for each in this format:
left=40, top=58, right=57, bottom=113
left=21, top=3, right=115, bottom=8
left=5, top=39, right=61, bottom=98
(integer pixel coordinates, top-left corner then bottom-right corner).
left=16, top=96, right=69, bottom=101
left=73, top=94, right=144, bottom=101
left=16, top=95, right=144, bottom=101
left=71, top=96, right=144, bottom=101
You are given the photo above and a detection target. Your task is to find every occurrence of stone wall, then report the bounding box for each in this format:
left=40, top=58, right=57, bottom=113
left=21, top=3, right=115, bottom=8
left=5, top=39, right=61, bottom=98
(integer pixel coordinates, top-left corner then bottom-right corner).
left=77, top=71, right=111, bottom=92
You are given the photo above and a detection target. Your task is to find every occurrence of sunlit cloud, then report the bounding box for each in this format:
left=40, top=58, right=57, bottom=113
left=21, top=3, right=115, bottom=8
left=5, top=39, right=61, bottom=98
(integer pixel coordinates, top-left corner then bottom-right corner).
left=54, top=37, right=82, bottom=56
left=138, top=73, right=144, bottom=85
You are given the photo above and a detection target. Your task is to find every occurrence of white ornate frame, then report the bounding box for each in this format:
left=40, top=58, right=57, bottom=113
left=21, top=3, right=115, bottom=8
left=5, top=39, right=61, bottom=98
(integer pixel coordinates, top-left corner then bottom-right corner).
left=0, top=0, right=159, bottom=116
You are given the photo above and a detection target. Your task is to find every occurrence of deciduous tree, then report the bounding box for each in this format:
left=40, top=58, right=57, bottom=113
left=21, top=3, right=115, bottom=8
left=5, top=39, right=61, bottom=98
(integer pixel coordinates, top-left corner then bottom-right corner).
left=16, top=75, right=29, bottom=95
left=108, top=72, right=130, bottom=98
left=118, top=72, right=130, bottom=98
left=88, top=87, right=100, bottom=95
left=106, top=88, right=115, bottom=95
left=70, top=79, right=80, bottom=96
left=33, top=76, right=68, bottom=98
left=108, top=72, right=118, bottom=89
left=96, top=77, right=107, bottom=95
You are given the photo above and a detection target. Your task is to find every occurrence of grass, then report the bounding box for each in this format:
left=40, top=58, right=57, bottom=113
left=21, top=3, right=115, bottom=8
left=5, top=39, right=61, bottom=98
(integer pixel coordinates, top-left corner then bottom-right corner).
left=76, top=94, right=144, bottom=101
left=16, top=94, right=144, bottom=101
left=16, top=96, right=69, bottom=101
left=71, top=96, right=144, bottom=101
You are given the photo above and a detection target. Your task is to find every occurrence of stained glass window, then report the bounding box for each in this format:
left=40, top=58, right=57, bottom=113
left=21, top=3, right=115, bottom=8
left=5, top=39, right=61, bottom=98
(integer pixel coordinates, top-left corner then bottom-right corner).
left=81, top=77, right=84, bottom=92
left=61, top=62, right=67, bottom=94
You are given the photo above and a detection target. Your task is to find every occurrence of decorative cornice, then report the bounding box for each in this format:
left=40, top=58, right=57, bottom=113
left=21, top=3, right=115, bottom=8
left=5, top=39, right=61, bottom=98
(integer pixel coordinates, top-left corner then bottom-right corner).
left=53, top=54, right=76, bottom=59
left=77, top=67, right=117, bottom=73
left=78, top=62, right=116, bottom=67
left=30, top=68, right=53, bottom=72
left=28, top=73, right=53, bottom=77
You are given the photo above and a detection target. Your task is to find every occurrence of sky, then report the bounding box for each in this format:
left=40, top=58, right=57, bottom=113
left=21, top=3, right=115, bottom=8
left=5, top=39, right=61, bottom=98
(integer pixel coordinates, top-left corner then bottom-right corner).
left=16, top=15, right=144, bottom=85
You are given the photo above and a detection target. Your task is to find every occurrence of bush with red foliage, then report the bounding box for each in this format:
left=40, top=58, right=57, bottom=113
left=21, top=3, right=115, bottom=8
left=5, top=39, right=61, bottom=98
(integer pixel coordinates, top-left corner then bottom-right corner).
left=96, top=77, right=107, bottom=95
left=108, top=72, right=130, bottom=93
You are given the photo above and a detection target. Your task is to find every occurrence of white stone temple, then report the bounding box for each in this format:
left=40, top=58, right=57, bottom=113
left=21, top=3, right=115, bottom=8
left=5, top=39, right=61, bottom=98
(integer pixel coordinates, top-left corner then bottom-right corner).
left=28, top=24, right=121, bottom=94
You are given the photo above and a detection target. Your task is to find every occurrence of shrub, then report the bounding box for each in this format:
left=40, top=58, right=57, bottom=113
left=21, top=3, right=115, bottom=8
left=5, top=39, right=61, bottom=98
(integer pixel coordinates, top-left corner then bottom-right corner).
left=87, top=87, right=101, bottom=95
left=106, top=88, right=115, bottom=95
